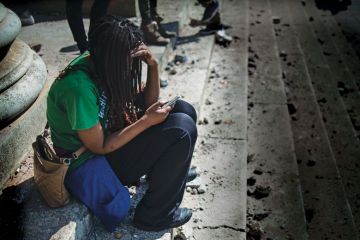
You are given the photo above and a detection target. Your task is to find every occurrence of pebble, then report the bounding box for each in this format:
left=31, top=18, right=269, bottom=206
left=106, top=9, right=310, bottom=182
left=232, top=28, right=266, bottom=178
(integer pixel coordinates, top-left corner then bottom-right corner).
left=272, top=16, right=281, bottom=24
left=186, top=187, right=192, bottom=193
left=214, top=119, right=222, bottom=125
left=170, top=69, right=177, bottom=75
left=191, top=188, right=198, bottom=195
left=205, top=99, right=213, bottom=105
left=247, top=177, right=256, bottom=186
left=197, top=188, right=206, bottom=194
left=253, top=168, right=263, bottom=175
left=114, top=231, right=122, bottom=239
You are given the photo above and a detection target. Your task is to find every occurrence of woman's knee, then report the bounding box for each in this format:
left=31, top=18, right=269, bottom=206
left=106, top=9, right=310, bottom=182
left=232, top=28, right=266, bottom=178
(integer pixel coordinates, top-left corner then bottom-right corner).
left=172, top=100, right=197, bottom=123
left=166, top=113, right=198, bottom=143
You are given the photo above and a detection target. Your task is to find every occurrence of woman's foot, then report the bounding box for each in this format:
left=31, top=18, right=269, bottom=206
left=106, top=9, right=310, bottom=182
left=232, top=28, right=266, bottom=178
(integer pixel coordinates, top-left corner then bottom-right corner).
left=133, top=208, right=192, bottom=231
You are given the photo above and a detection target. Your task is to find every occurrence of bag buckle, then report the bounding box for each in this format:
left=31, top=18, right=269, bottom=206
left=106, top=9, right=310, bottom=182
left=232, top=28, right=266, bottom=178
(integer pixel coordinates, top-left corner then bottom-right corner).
left=60, top=158, right=72, bottom=165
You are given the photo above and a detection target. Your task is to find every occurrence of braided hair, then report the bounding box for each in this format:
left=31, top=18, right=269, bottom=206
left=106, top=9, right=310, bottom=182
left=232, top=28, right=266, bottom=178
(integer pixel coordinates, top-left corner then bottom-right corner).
left=88, top=15, right=145, bottom=132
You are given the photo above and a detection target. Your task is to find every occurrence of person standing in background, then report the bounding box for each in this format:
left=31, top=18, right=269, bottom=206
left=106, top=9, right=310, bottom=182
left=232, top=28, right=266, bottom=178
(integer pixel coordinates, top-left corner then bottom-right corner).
left=65, top=0, right=110, bottom=53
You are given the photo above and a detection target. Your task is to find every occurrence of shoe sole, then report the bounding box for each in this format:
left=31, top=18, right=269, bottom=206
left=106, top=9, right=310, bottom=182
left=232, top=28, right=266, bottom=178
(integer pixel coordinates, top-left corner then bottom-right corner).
left=133, top=212, right=192, bottom=232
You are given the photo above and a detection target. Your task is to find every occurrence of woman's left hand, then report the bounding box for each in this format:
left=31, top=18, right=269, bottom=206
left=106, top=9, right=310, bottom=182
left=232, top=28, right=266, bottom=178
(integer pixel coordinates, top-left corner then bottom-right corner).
left=131, top=42, right=158, bottom=67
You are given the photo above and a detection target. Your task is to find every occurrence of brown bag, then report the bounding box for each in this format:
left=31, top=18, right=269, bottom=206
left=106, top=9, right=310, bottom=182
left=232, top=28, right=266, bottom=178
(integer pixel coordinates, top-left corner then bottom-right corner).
left=32, top=135, right=71, bottom=208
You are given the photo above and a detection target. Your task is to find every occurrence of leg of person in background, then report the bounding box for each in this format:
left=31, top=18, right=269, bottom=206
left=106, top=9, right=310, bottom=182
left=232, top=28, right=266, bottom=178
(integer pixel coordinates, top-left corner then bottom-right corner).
left=89, top=0, right=110, bottom=30
left=65, top=0, right=88, bottom=53
left=139, top=0, right=169, bottom=46
left=149, top=0, right=176, bottom=39
left=149, top=0, right=163, bottom=22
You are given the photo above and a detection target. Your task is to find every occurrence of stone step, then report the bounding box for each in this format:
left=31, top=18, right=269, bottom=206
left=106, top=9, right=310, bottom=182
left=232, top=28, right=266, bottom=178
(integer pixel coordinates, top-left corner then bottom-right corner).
left=174, top=0, right=248, bottom=239
left=271, top=0, right=357, bottom=239
left=300, top=1, right=360, bottom=232
left=303, top=0, right=360, bottom=142
left=247, top=0, right=307, bottom=239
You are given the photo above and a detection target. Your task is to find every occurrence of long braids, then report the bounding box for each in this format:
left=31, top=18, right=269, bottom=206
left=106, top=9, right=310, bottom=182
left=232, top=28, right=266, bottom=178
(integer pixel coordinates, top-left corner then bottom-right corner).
left=88, top=16, right=144, bottom=131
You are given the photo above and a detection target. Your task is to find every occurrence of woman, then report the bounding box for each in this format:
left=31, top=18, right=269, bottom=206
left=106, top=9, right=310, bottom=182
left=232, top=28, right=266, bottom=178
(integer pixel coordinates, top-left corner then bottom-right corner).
left=47, top=16, right=197, bottom=232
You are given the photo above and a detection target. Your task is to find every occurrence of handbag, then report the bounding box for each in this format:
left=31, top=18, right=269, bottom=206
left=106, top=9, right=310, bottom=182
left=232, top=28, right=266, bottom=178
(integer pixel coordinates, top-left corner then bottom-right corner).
left=32, top=134, right=85, bottom=208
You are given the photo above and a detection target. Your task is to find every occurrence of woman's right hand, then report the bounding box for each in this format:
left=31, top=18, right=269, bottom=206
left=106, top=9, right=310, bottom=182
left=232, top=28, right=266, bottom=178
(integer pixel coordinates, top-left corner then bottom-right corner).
left=141, top=101, right=172, bottom=127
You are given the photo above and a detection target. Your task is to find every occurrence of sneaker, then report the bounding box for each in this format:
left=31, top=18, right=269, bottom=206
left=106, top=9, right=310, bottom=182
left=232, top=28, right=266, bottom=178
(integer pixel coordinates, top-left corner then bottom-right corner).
left=134, top=208, right=192, bottom=231
left=142, top=21, right=170, bottom=46
left=158, top=25, right=177, bottom=39
left=186, top=166, right=198, bottom=182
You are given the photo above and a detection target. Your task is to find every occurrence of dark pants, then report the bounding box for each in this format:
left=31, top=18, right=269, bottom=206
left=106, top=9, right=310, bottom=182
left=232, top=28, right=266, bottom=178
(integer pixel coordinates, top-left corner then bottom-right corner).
left=139, top=0, right=158, bottom=25
left=106, top=100, right=197, bottom=226
left=65, top=0, right=110, bottom=53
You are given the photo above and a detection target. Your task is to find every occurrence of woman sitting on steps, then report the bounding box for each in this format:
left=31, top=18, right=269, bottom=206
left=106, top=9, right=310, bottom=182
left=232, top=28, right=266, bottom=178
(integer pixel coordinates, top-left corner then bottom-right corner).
left=46, top=15, right=197, bottom=232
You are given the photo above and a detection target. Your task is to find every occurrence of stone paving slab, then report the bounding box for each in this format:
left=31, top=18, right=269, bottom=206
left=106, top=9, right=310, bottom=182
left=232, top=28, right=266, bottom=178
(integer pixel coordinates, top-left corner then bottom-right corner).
left=247, top=101, right=307, bottom=240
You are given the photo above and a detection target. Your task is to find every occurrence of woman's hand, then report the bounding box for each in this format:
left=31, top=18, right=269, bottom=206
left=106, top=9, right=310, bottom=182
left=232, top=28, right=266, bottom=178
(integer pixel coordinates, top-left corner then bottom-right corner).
left=131, top=42, right=158, bottom=67
left=141, top=101, right=172, bottom=127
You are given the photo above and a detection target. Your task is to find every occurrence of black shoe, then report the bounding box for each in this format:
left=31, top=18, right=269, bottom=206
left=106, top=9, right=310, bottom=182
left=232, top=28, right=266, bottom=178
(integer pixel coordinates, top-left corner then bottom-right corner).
left=146, top=167, right=198, bottom=183
left=133, top=208, right=192, bottom=231
left=186, top=167, right=198, bottom=182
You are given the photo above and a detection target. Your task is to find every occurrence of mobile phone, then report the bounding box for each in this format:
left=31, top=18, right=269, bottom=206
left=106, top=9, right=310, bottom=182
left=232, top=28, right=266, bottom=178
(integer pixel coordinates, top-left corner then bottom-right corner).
left=162, top=96, right=180, bottom=108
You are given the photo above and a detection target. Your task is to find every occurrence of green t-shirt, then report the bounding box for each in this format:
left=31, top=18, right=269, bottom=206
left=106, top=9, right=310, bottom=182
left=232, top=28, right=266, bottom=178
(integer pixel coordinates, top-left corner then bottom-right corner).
left=47, top=52, right=108, bottom=172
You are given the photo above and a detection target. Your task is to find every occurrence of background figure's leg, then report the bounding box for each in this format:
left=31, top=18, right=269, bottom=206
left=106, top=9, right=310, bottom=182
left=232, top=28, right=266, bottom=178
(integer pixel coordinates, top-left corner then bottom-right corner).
left=149, top=0, right=158, bottom=20
left=138, top=0, right=152, bottom=25
left=65, top=0, right=88, bottom=53
left=90, top=0, right=110, bottom=29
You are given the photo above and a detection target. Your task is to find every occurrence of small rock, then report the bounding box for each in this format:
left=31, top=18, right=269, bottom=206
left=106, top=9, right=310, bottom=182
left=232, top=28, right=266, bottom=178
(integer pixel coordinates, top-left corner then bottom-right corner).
left=191, top=188, right=198, bottom=195
left=214, top=119, right=222, bottom=125
left=169, top=69, right=177, bottom=75
left=114, top=231, right=123, bottom=239
left=160, top=78, right=168, bottom=88
left=280, top=50, right=287, bottom=57
left=246, top=220, right=263, bottom=240
left=249, top=185, right=271, bottom=199
left=203, top=117, right=209, bottom=124
left=174, top=54, right=188, bottom=64
left=307, top=159, right=316, bottom=167
left=197, top=187, right=206, bottom=194
left=186, top=187, right=192, bottom=193
left=272, top=16, right=281, bottom=24
left=253, top=168, right=263, bottom=175
left=205, top=99, right=213, bottom=105
left=247, top=177, right=256, bottom=186
left=253, top=212, right=270, bottom=221
left=287, top=103, right=297, bottom=115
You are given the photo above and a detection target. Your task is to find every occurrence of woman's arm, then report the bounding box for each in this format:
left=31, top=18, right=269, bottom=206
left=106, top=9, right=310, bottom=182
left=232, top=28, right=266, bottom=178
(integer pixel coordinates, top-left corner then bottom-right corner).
left=131, top=43, right=160, bottom=108
left=78, top=101, right=171, bottom=154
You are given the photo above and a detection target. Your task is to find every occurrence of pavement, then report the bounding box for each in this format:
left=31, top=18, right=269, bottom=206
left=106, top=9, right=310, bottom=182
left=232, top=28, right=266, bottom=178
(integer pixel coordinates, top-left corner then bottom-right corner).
left=0, top=0, right=360, bottom=239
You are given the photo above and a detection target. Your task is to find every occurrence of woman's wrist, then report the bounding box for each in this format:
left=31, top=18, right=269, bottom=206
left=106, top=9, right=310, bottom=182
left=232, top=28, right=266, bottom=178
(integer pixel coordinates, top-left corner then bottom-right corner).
left=147, top=58, right=158, bottom=68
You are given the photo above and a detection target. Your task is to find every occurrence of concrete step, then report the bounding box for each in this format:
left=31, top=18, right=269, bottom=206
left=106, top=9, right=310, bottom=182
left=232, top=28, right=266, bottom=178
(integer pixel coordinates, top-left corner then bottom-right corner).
left=246, top=0, right=307, bottom=239
left=173, top=0, right=248, bottom=239
left=303, top=0, right=360, bottom=142
left=271, top=0, right=357, bottom=239
left=300, top=0, right=360, bottom=232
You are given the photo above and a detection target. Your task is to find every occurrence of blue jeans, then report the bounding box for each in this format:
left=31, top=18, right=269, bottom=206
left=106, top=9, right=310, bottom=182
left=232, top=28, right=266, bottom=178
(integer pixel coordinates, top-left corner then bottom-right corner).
left=106, top=100, right=198, bottom=227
